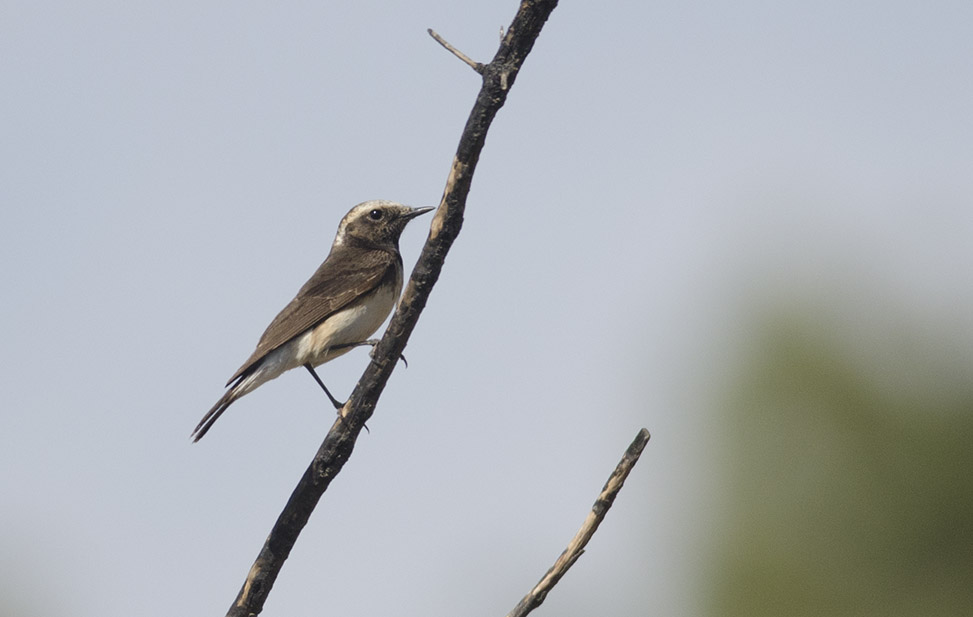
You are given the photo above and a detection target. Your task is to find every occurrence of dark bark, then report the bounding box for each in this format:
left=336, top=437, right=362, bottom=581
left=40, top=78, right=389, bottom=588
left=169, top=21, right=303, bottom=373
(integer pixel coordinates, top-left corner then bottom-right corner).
left=225, top=2, right=560, bottom=615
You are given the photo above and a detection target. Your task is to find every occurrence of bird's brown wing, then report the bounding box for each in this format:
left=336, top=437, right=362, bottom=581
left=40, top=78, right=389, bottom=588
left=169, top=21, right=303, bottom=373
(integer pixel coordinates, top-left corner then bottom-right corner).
left=226, top=245, right=398, bottom=385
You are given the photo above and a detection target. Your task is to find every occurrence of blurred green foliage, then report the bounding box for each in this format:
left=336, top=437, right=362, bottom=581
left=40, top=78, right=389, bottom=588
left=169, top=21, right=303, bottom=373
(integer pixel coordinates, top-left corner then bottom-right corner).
left=709, top=314, right=973, bottom=616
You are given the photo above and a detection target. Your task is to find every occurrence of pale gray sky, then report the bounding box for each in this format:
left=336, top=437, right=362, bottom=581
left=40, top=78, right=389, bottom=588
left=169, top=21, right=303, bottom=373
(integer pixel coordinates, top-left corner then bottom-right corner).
left=2, top=2, right=972, bottom=616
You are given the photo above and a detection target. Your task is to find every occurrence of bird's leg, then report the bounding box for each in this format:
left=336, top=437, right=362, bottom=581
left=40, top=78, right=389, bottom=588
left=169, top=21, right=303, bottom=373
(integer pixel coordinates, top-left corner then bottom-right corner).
left=330, top=339, right=408, bottom=368
left=304, top=363, right=343, bottom=410
left=303, top=363, right=370, bottom=434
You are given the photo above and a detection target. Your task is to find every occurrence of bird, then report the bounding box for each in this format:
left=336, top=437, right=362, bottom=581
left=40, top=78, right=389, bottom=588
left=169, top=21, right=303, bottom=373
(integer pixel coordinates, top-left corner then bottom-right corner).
left=192, top=200, right=433, bottom=441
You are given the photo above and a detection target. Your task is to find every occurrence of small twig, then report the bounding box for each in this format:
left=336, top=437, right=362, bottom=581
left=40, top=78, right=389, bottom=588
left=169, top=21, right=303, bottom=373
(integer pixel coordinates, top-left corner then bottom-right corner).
left=428, top=28, right=485, bottom=74
left=506, top=428, right=651, bottom=617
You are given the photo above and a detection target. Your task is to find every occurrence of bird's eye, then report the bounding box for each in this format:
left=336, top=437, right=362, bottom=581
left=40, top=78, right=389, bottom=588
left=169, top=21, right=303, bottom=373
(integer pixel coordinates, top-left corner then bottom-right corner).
left=369, top=209, right=383, bottom=221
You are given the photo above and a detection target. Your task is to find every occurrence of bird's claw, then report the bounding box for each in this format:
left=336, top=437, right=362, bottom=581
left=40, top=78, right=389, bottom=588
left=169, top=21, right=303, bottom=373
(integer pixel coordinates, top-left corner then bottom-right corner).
left=335, top=339, right=408, bottom=368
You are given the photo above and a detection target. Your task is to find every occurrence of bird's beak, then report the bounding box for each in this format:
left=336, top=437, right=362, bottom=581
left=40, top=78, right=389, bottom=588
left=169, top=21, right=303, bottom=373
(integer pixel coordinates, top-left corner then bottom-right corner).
left=404, top=206, right=435, bottom=220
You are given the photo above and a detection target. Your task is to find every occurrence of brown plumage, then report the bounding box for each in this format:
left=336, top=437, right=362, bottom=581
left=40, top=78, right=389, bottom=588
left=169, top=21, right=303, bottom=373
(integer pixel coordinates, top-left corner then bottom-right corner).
left=192, top=201, right=433, bottom=441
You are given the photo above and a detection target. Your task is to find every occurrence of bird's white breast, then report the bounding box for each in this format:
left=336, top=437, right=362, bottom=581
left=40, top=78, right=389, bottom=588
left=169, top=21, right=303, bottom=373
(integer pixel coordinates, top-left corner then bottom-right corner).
left=297, top=275, right=402, bottom=368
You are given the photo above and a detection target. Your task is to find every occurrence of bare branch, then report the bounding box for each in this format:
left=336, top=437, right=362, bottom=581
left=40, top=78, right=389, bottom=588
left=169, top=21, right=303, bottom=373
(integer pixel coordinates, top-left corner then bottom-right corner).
left=224, top=2, right=560, bottom=616
left=506, top=428, right=652, bottom=617
left=428, top=28, right=485, bottom=74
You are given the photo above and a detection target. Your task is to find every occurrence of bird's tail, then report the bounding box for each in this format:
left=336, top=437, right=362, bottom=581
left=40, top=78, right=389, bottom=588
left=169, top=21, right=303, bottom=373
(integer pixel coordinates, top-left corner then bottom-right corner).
left=192, top=375, right=251, bottom=442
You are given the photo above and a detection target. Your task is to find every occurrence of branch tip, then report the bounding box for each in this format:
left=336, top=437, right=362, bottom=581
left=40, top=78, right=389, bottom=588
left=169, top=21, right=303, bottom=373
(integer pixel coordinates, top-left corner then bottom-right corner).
left=505, top=428, right=650, bottom=617
left=427, top=28, right=485, bottom=75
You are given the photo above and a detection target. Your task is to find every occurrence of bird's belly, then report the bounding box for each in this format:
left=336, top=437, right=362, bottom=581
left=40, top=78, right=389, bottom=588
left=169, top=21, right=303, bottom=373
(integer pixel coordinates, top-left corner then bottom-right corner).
left=297, top=281, right=400, bottom=368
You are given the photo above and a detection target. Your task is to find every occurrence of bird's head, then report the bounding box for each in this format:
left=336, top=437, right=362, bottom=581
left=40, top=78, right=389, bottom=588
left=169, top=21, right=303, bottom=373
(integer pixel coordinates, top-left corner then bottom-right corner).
left=333, top=200, right=434, bottom=251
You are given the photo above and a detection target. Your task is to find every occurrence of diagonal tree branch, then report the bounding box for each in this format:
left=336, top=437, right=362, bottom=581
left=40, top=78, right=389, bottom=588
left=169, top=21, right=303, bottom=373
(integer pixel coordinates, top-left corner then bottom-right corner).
left=506, top=429, right=651, bottom=617
left=225, top=2, right=560, bottom=615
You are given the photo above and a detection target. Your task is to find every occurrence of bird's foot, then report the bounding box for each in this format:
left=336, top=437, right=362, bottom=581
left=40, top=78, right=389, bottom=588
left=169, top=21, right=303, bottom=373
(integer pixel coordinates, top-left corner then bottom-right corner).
left=331, top=339, right=408, bottom=368
left=336, top=406, right=369, bottom=434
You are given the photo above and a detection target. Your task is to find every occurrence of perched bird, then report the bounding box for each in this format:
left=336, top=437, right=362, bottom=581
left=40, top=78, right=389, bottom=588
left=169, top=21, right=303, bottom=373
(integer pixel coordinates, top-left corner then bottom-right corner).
left=192, top=200, right=433, bottom=441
